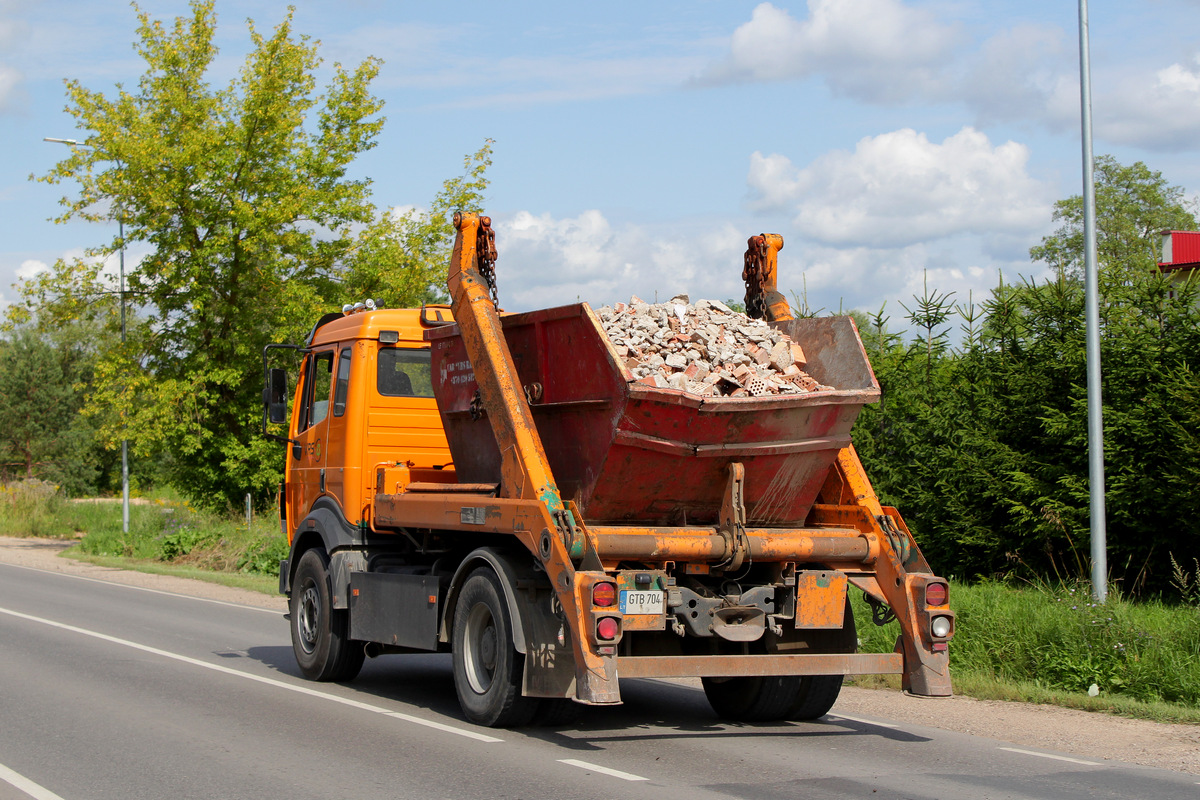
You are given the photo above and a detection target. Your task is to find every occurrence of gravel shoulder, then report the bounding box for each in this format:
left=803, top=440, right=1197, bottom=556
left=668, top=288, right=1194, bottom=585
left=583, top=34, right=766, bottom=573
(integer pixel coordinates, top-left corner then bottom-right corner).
left=2, top=535, right=1197, bottom=775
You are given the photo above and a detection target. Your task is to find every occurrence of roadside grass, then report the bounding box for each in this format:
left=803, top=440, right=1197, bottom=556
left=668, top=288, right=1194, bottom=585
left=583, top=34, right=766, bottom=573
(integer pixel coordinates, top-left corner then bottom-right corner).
left=0, top=479, right=287, bottom=590
left=852, top=579, right=1200, bottom=722
left=65, top=551, right=279, bottom=595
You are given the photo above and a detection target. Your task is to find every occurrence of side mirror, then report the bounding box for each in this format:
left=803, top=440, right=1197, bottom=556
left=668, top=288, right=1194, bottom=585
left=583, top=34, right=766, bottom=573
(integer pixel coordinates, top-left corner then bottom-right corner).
left=266, top=368, right=289, bottom=424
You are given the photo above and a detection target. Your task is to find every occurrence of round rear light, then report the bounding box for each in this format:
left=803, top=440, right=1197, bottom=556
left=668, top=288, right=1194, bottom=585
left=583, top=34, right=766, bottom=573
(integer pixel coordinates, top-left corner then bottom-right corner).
left=931, top=615, right=952, bottom=638
left=925, top=582, right=948, bottom=607
left=596, top=617, right=619, bottom=641
left=592, top=582, right=617, bottom=607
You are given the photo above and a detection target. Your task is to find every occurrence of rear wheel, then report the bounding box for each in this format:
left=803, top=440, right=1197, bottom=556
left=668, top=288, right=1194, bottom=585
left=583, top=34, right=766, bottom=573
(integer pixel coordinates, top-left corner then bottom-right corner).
left=452, top=569, right=539, bottom=727
left=290, top=548, right=364, bottom=682
left=702, top=675, right=802, bottom=722
left=787, top=675, right=843, bottom=720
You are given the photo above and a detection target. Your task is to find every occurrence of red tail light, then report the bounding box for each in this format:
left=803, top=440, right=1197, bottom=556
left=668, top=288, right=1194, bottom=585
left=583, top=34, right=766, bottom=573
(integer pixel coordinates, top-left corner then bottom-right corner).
left=592, top=582, right=617, bottom=607
left=925, top=582, right=948, bottom=607
left=596, top=617, right=620, bottom=641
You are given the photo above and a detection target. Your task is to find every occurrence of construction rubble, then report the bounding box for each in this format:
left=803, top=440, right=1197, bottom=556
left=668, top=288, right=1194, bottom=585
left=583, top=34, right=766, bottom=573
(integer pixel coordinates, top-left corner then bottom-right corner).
left=596, top=295, right=835, bottom=397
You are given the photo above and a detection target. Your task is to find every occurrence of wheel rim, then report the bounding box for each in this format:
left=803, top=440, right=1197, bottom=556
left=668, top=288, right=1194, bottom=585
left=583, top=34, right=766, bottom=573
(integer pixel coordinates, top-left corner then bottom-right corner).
left=463, top=602, right=499, bottom=695
left=298, top=581, right=320, bottom=655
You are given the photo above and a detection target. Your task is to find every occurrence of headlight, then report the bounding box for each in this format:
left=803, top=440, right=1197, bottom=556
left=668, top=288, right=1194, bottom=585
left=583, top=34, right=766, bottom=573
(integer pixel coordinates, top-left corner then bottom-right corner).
left=931, top=615, right=952, bottom=638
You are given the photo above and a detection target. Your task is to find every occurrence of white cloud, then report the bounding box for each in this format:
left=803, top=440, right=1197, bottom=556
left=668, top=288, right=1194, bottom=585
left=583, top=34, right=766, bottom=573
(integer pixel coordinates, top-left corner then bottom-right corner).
left=492, top=210, right=747, bottom=310
left=958, top=24, right=1071, bottom=127
left=16, top=259, right=46, bottom=280
left=748, top=127, right=1053, bottom=248
left=1092, top=54, right=1200, bottom=151
left=696, top=0, right=957, bottom=102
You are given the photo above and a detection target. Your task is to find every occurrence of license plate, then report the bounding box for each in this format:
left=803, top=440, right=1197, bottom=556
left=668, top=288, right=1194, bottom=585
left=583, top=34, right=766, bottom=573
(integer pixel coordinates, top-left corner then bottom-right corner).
left=619, top=589, right=664, bottom=615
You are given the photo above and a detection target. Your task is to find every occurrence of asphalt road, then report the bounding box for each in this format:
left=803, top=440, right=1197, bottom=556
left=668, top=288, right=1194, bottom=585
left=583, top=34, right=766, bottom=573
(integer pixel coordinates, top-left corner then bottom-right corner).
left=1, top=561, right=1197, bottom=800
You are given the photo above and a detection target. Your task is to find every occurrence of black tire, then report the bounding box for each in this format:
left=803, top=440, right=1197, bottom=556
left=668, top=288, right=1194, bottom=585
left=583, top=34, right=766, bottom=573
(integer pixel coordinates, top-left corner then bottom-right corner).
left=702, top=675, right=803, bottom=722
left=290, top=548, right=364, bottom=682
left=787, top=675, right=843, bottom=720
left=452, top=569, right=538, bottom=727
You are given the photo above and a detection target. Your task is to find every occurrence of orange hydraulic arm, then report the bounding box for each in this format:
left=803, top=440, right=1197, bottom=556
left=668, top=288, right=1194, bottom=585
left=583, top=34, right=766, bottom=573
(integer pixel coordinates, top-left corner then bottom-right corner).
left=743, top=233, right=793, bottom=322
left=745, top=233, right=953, bottom=696
left=818, top=446, right=953, bottom=696
left=444, top=212, right=620, bottom=705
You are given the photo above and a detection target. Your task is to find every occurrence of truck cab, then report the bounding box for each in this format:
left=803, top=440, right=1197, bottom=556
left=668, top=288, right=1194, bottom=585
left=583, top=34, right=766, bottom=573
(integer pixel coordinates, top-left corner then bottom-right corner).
left=282, top=306, right=456, bottom=539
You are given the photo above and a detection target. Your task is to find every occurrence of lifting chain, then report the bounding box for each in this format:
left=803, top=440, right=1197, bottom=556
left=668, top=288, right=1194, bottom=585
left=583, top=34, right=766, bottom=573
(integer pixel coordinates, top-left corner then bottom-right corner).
left=742, top=234, right=768, bottom=320
left=477, top=215, right=499, bottom=307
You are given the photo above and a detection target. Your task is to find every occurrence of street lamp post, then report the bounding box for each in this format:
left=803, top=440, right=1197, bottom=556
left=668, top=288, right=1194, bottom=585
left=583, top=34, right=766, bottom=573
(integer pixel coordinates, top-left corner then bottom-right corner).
left=1076, top=3, right=1108, bottom=603
left=43, top=137, right=130, bottom=535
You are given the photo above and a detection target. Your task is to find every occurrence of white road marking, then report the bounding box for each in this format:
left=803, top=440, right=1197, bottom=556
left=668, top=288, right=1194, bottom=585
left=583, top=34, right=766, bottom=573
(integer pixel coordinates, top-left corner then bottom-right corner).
left=0, top=562, right=282, bottom=615
left=0, top=762, right=68, bottom=800
left=998, top=747, right=1101, bottom=766
left=382, top=712, right=502, bottom=743
left=0, top=605, right=502, bottom=744
left=558, top=759, right=648, bottom=782
left=826, top=713, right=900, bottom=729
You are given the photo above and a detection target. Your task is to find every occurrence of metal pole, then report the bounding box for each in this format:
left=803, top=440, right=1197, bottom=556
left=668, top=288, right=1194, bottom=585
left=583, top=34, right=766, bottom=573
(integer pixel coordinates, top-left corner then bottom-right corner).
left=119, top=212, right=129, bottom=535
left=1078, top=0, right=1107, bottom=602
left=44, top=137, right=130, bottom=534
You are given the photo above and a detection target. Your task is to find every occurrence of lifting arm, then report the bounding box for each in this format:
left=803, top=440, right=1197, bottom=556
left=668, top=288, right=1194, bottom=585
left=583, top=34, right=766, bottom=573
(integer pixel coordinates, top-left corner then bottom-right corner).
left=445, top=213, right=620, bottom=705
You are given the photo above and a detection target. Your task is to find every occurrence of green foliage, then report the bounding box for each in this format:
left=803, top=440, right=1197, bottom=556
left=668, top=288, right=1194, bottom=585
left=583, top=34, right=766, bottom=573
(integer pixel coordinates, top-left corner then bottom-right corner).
left=1030, top=155, right=1198, bottom=281
left=0, top=327, right=104, bottom=494
left=45, top=494, right=285, bottom=576
left=0, top=480, right=67, bottom=537
left=18, top=0, right=387, bottom=511
left=854, top=581, right=1200, bottom=707
left=1170, top=553, right=1200, bottom=608
left=15, top=1, right=492, bottom=512
left=855, top=156, right=1200, bottom=593
left=235, top=533, right=289, bottom=575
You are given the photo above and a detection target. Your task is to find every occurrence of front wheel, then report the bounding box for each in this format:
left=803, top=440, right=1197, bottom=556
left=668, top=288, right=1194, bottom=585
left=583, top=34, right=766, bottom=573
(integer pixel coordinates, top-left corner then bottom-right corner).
left=290, top=548, right=364, bottom=682
left=452, top=569, right=538, bottom=727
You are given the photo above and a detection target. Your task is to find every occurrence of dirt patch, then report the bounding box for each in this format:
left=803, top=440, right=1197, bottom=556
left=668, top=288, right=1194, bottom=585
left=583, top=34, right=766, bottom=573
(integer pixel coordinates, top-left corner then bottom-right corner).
left=1, top=535, right=1197, bottom=774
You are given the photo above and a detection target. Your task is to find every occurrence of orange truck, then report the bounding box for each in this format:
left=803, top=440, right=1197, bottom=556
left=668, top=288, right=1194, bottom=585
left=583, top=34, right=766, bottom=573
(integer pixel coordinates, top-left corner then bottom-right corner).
left=262, top=213, right=954, bottom=727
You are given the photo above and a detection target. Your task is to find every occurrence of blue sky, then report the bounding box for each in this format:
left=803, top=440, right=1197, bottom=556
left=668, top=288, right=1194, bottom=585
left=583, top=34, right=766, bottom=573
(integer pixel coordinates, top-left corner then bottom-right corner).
left=3, top=0, right=1200, bottom=326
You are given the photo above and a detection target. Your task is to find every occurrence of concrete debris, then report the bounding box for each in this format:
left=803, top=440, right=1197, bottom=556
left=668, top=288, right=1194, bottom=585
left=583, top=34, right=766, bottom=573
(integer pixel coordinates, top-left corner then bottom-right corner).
left=597, top=297, right=832, bottom=397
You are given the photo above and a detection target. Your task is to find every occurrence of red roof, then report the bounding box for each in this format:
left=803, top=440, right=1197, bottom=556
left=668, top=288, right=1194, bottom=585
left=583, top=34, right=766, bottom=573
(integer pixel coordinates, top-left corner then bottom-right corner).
left=1159, top=230, right=1200, bottom=273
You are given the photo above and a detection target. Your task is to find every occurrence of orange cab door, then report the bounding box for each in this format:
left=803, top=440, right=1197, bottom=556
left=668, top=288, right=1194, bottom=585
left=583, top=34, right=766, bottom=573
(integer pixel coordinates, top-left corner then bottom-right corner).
left=288, top=348, right=335, bottom=528
left=323, top=346, right=356, bottom=519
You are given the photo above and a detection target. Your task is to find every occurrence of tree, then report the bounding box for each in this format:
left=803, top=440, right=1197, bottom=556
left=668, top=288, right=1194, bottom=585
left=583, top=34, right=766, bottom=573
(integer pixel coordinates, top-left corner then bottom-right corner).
left=19, top=0, right=388, bottom=509
left=0, top=326, right=102, bottom=495
left=856, top=183, right=1200, bottom=591
left=1030, top=155, right=1197, bottom=281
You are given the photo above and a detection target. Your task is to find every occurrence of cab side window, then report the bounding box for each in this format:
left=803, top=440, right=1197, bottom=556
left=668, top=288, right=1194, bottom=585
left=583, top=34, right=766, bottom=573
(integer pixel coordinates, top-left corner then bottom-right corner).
left=377, top=348, right=434, bottom=397
left=333, top=347, right=352, bottom=416
left=302, top=351, right=335, bottom=430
